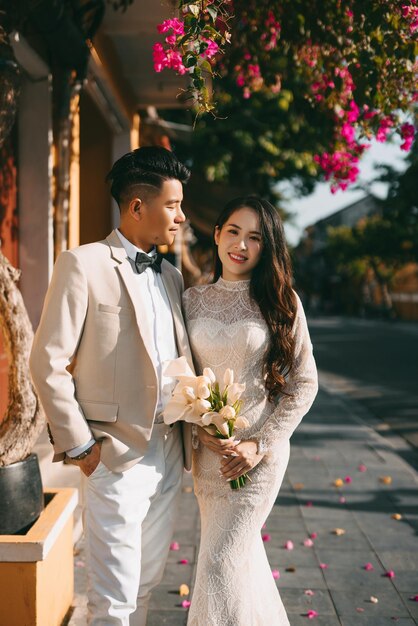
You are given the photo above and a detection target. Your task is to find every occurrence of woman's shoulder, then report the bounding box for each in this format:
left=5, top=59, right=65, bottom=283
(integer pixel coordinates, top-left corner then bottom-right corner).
left=183, top=283, right=213, bottom=299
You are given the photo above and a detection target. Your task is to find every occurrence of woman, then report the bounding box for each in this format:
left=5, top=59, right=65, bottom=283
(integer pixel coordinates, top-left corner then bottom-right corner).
left=183, top=196, right=318, bottom=625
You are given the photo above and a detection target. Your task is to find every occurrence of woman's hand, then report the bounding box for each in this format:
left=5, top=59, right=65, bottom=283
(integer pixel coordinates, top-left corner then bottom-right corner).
left=197, top=427, right=239, bottom=456
left=220, top=441, right=264, bottom=481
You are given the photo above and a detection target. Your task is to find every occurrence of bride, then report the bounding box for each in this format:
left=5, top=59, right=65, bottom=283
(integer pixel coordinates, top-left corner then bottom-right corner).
left=183, top=196, right=318, bottom=625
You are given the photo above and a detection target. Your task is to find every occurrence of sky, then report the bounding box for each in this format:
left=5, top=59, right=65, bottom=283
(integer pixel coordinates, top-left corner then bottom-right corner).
left=281, top=138, right=408, bottom=246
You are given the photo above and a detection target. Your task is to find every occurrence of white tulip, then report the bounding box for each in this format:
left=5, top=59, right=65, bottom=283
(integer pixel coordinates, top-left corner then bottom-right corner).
left=223, top=368, right=234, bottom=387
left=182, top=386, right=196, bottom=403
left=226, top=382, right=246, bottom=405
left=219, top=405, right=236, bottom=420
left=234, top=415, right=250, bottom=429
left=197, top=380, right=211, bottom=399
left=203, top=367, right=216, bottom=384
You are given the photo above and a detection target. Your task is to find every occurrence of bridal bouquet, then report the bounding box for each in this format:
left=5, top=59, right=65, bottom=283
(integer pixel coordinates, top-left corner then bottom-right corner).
left=163, top=356, right=250, bottom=489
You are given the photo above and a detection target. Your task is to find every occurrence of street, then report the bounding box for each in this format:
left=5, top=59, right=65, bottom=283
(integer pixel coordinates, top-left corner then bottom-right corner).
left=308, top=317, right=418, bottom=468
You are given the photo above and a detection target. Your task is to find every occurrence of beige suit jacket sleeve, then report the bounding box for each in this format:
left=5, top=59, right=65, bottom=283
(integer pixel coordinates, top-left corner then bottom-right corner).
left=30, top=250, right=93, bottom=455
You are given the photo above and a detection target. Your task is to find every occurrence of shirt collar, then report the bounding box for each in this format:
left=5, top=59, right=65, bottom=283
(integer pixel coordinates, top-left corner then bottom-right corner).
left=116, top=228, right=157, bottom=261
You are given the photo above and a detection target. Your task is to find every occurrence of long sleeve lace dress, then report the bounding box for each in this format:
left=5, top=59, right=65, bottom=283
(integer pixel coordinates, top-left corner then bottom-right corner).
left=183, top=277, right=318, bottom=626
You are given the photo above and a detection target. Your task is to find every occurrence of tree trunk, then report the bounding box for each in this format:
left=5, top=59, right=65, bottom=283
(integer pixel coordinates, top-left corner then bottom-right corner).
left=0, top=251, right=45, bottom=466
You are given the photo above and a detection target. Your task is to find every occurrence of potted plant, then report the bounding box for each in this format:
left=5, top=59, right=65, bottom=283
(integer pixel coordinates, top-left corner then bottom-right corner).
left=0, top=22, right=78, bottom=626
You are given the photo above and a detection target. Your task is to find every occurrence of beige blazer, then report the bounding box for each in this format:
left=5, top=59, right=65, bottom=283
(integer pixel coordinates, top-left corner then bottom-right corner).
left=30, top=230, right=193, bottom=472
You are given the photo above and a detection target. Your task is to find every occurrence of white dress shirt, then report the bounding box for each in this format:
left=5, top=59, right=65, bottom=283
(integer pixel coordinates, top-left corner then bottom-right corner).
left=67, top=229, right=178, bottom=457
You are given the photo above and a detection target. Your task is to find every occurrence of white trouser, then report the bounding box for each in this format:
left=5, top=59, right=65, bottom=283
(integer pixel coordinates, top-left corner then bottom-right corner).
left=82, top=422, right=183, bottom=626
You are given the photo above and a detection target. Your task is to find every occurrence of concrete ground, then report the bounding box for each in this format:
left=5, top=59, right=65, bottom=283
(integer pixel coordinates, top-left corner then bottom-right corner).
left=64, top=383, right=418, bottom=626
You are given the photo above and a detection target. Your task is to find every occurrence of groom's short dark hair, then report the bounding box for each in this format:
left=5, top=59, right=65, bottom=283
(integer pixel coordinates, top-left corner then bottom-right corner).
left=105, top=146, right=191, bottom=207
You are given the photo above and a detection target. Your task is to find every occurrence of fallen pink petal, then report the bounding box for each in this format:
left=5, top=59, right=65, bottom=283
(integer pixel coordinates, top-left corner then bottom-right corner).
left=305, top=501, right=314, bottom=507
left=306, top=609, right=319, bottom=619
left=384, top=570, right=395, bottom=578
left=284, top=540, right=294, bottom=550
left=339, top=496, right=346, bottom=503
left=319, top=563, right=329, bottom=569
left=303, top=538, right=314, bottom=547
left=179, top=559, right=189, bottom=564
left=272, top=569, right=280, bottom=579
left=344, top=475, right=352, bottom=483
left=356, top=607, right=365, bottom=613
left=170, top=542, right=180, bottom=551
left=410, top=595, right=418, bottom=601
left=181, top=600, right=191, bottom=608
left=304, top=589, right=315, bottom=596
left=262, top=533, right=271, bottom=542
left=310, top=532, right=318, bottom=539
left=358, top=464, right=367, bottom=472
left=364, top=563, right=374, bottom=571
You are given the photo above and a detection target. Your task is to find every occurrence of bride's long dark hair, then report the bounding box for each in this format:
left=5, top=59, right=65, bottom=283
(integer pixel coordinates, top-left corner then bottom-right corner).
left=213, top=196, right=297, bottom=401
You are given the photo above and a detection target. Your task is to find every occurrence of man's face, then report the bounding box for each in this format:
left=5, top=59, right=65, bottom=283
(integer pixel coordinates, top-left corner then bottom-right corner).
left=130, top=179, right=186, bottom=249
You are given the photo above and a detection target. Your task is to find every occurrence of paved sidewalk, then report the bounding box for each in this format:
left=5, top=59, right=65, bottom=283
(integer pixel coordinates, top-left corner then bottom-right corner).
left=67, top=387, right=418, bottom=626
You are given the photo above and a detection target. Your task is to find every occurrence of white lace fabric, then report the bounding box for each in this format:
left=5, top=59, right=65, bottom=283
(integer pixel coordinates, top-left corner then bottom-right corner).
left=183, top=278, right=318, bottom=625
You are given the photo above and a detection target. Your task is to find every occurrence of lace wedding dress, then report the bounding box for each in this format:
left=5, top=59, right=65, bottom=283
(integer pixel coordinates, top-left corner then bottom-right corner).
left=183, top=277, right=318, bottom=626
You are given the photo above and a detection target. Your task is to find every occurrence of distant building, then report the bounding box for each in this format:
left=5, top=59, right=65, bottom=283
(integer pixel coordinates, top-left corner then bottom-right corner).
left=295, top=194, right=418, bottom=321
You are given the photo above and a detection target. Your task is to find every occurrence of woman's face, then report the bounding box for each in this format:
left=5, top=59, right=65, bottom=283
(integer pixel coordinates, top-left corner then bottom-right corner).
left=214, top=207, right=263, bottom=281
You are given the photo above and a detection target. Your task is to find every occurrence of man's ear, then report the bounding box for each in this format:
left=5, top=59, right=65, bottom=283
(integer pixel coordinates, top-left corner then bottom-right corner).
left=128, top=197, right=142, bottom=219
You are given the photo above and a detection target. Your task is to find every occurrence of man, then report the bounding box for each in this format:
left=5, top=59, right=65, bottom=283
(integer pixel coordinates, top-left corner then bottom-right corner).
left=30, top=147, right=193, bottom=626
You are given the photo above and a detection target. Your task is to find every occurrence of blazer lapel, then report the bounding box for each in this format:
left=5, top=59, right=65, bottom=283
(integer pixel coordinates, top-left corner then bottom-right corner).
left=105, top=231, right=156, bottom=362
left=160, top=263, right=194, bottom=370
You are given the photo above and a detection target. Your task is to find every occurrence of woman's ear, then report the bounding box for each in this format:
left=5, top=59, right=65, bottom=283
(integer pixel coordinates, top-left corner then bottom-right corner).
left=214, top=225, right=220, bottom=245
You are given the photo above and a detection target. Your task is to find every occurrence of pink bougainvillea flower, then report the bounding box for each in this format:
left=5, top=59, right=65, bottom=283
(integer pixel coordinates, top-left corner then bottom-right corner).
left=170, top=542, right=180, bottom=551
left=356, top=607, right=365, bottom=612
left=181, top=600, right=191, bottom=608
left=262, top=534, right=271, bottom=542
left=310, top=532, right=318, bottom=539
left=410, top=595, right=418, bottom=601
left=400, top=122, right=415, bottom=151
left=344, top=475, right=352, bottom=484
left=284, top=540, right=294, bottom=550
left=319, top=563, right=329, bottom=569
left=306, top=609, right=319, bottom=619
left=384, top=570, right=395, bottom=578
left=304, top=538, right=314, bottom=547
left=339, top=496, right=346, bottom=504
left=157, top=18, right=185, bottom=35
left=201, top=38, right=219, bottom=59
left=179, top=559, right=189, bottom=565
left=364, top=563, right=374, bottom=571
left=304, top=589, right=315, bottom=596
left=262, top=523, right=267, bottom=529
left=358, top=464, right=367, bottom=472
left=272, top=569, right=280, bottom=579
left=305, top=501, right=314, bottom=507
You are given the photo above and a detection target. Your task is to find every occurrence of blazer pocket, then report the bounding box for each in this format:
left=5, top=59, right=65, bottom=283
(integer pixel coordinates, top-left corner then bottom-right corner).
left=98, top=303, right=130, bottom=316
left=79, top=400, right=119, bottom=422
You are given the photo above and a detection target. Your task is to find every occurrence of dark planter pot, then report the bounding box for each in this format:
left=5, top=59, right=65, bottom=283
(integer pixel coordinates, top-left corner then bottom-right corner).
left=0, top=453, right=44, bottom=534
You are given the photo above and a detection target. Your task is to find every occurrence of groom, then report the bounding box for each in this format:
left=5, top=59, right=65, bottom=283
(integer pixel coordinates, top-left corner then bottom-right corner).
left=30, top=147, right=193, bottom=625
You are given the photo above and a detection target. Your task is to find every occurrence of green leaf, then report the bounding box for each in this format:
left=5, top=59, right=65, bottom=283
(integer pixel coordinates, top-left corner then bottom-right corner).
left=207, top=6, right=217, bottom=22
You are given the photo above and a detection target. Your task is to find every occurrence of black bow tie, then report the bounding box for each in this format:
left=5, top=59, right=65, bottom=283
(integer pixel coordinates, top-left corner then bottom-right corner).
left=134, top=251, right=163, bottom=274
